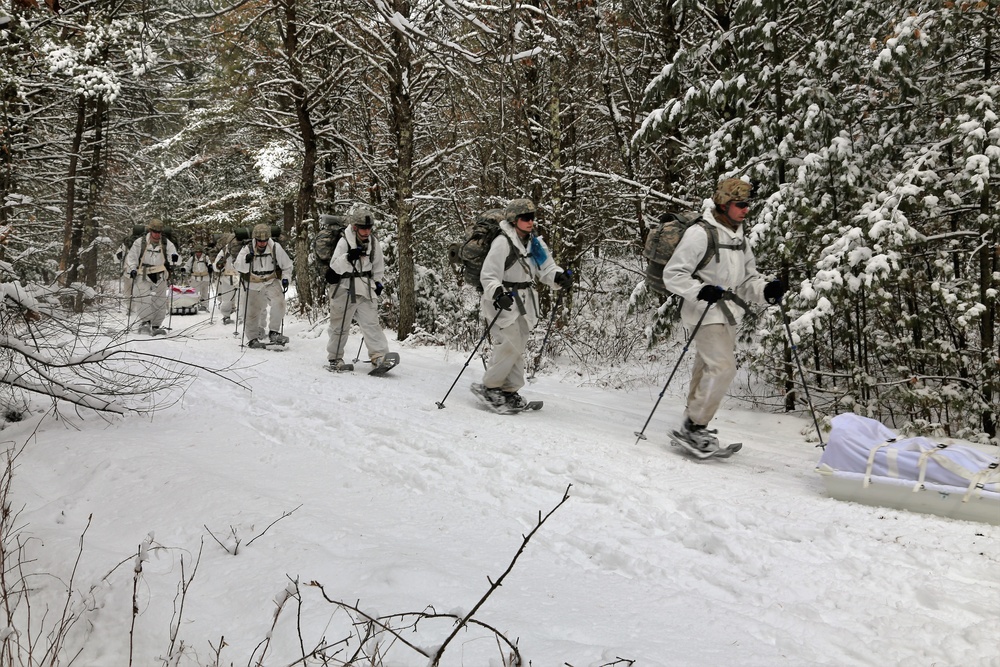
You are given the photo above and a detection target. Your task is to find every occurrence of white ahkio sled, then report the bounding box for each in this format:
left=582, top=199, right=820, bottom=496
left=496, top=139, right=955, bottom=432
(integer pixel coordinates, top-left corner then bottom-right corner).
left=816, top=413, right=999, bottom=525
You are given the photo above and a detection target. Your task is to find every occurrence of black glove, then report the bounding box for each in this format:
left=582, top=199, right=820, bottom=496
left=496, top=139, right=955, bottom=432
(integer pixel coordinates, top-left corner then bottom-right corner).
left=325, top=267, right=340, bottom=285
left=216, top=259, right=226, bottom=271
left=764, top=280, right=786, bottom=305
left=697, top=285, right=724, bottom=304
left=492, top=287, right=513, bottom=311
left=129, top=269, right=137, bottom=279
left=375, top=281, right=383, bottom=296
left=346, top=246, right=365, bottom=262
left=554, top=270, right=573, bottom=291
left=281, top=278, right=289, bottom=291
left=208, top=266, right=214, bottom=275
left=171, top=254, right=179, bottom=264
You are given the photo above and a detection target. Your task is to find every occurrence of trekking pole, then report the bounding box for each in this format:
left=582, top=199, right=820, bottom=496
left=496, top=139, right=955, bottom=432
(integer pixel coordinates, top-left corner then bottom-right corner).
left=352, top=339, right=364, bottom=364
left=529, top=280, right=569, bottom=381
left=240, top=280, right=251, bottom=348
left=167, top=280, right=174, bottom=330
left=634, top=302, right=711, bottom=445
left=125, top=275, right=136, bottom=329
left=778, top=300, right=825, bottom=448
left=209, top=272, right=219, bottom=323
left=233, top=278, right=242, bottom=336
left=436, top=307, right=504, bottom=409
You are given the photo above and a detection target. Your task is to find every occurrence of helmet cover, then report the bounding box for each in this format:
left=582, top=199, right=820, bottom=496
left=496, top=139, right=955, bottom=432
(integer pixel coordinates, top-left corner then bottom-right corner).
left=712, top=178, right=752, bottom=207
left=504, top=199, right=536, bottom=223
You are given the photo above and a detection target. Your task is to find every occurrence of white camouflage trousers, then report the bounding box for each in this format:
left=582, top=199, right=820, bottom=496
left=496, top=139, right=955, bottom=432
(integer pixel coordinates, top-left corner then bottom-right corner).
left=217, top=275, right=239, bottom=321
left=192, top=276, right=211, bottom=306
left=130, top=273, right=168, bottom=328
left=242, top=281, right=285, bottom=342
left=685, top=322, right=738, bottom=427
left=326, top=284, right=388, bottom=363
left=482, top=317, right=530, bottom=393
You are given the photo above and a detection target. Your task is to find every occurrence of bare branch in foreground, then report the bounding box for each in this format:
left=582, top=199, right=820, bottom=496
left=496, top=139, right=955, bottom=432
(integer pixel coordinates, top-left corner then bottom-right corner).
left=430, top=484, right=572, bottom=665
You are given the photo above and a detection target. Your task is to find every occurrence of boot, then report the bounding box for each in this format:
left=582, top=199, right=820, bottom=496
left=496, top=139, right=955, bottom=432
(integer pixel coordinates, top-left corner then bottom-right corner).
left=677, top=417, right=720, bottom=453
left=268, top=330, right=288, bottom=345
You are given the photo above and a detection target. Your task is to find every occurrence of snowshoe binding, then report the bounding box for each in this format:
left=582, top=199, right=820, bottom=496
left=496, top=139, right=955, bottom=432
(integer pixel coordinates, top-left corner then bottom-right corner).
left=327, top=359, right=354, bottom=373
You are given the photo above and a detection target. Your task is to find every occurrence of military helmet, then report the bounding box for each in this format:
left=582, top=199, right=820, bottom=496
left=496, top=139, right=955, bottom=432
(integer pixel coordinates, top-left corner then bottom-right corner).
left=504, top=198, right=536, bottom=223
left=349, top=207, right=375, bottom=228
left=147, top=218, right=164, bottom=233
left=712, top=178, right=752, bottom=208
left=252, top=223, right=271, bottom=241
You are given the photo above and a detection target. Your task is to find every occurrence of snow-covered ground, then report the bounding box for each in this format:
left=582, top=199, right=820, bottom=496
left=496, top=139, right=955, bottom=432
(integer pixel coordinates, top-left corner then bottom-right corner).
left=6, top=308, right=999, bottom=666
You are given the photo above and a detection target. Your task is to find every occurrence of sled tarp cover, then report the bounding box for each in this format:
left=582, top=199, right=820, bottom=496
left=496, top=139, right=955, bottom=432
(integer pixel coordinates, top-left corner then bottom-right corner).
left=817, top=414, right=1000, bottom=525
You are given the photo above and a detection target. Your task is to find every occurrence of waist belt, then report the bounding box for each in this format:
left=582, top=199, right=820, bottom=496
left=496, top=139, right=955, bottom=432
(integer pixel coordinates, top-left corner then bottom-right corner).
left=249, top=272, right=275, bottom=283
left=341, top=270, right=372, bottom=279
left=718, top=290, right=750, bottom=325
left=502, top=280, right=532, bottom=290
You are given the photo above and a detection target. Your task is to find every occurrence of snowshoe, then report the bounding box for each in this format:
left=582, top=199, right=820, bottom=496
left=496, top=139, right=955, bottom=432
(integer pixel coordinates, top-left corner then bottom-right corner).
left=471, top=384, right=542, bottom=414
left=668, top=429, right=742, bottom=460
left=248, top=338, right=286, bottom=351
left=268, top=331, right=289, bottom=345
left=368, top=352, right=400, bottom=377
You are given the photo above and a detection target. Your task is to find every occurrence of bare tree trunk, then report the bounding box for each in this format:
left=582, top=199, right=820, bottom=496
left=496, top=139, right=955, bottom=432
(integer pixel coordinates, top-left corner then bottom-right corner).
left=275, top=0, right=318, bottom=313
left=390, top=0, right=415, bottom=340
left=59, top=96, right=87, bottom=288
left=82, top=96, right=106, bottom=296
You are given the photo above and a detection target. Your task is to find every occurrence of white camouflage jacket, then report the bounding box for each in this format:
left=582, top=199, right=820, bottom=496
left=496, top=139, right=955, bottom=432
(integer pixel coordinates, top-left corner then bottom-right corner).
left=329, top=226, right=385, bottom=300
left=662, top=209, right=767, bottom=328
left=479, top=220, right=561, bottom=330
left=234, top=240, right=293, bottom=292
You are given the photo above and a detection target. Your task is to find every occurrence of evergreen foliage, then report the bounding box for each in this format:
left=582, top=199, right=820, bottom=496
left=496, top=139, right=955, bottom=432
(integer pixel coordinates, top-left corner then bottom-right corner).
left=0, top=0, right=994, bottom=439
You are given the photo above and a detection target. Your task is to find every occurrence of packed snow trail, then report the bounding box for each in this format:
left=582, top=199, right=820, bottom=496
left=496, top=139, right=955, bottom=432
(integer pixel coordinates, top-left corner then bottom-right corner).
left=9, top=311, right=998, bottom=666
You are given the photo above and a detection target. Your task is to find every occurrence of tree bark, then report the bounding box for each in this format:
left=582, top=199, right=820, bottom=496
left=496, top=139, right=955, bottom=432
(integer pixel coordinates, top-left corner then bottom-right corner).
left=390, top=0, right=415, bottom=340
left=59, top=96, right=87, bottom=288
left=276, top=0, right=318, bottom=313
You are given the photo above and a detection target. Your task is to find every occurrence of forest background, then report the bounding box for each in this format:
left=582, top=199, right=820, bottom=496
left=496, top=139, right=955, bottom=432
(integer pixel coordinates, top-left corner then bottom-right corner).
left=0, top=0, right=996, bottom=441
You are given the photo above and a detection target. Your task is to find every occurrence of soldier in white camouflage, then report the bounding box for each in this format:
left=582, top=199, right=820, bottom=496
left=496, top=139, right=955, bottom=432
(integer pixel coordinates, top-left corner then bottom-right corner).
left=234, top=223, right=294, bottom=348
left=475, top=198, right=572, bottom=411
left=662, top=177, right=786, bottom=454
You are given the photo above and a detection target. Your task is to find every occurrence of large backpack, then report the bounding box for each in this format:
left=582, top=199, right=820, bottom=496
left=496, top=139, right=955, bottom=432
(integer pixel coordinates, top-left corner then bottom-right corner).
left=643, top=211, right=745, bottom=295
left=313, top=214, right=348, bottom=284
left=448, top=209, right=517, bottom=292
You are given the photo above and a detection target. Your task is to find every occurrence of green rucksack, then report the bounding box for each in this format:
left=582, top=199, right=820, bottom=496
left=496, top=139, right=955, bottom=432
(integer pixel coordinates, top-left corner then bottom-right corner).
left=448, top=209, right=517, bottom=292
left=313, top=214, right=348, bottom=284
left=643, top=211, right=745, bottom=295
